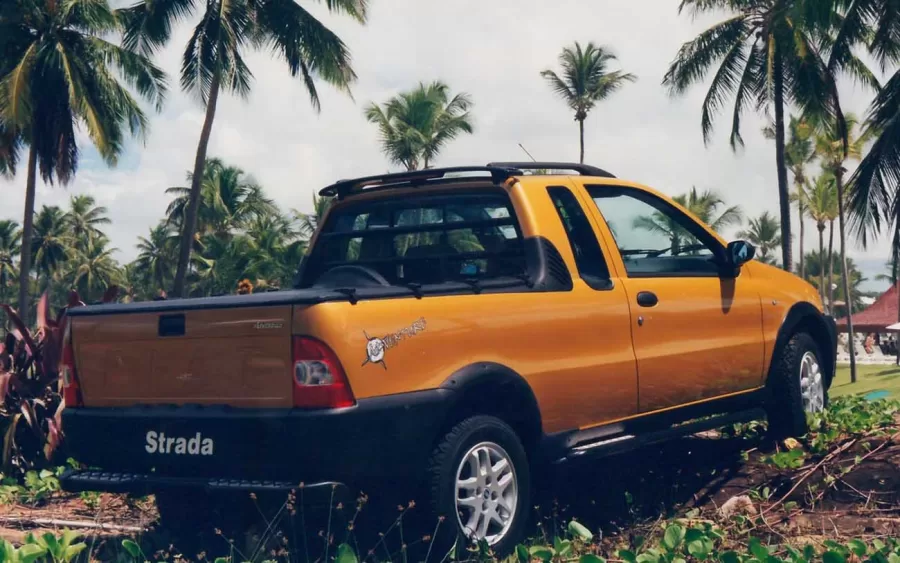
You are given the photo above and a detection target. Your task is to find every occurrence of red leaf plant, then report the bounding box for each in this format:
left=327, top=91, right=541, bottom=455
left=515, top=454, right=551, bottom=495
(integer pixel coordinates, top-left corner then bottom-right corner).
left=0, top=289, right=112, bottom=474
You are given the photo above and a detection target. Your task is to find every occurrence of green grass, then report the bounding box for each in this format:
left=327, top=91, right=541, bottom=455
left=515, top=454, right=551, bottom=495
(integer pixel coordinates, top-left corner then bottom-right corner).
left=832, top=363, right=900, bottom=399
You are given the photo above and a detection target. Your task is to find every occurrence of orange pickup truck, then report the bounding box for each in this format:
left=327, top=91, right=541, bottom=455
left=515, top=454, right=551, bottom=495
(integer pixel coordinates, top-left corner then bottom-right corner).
left=60, top=162, right=835, bottom=552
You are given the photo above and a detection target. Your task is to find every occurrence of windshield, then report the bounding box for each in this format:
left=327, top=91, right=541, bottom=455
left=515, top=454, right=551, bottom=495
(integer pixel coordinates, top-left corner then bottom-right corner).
left=298, top=191, right=527, bottom=287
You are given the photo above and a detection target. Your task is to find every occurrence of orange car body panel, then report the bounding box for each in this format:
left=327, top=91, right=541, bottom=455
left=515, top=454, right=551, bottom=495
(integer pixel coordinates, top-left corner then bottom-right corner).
left=70, top=174, right=826, bottom=436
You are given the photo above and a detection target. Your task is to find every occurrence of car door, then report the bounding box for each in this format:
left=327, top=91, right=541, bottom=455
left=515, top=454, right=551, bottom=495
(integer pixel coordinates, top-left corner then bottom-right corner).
left=580, top=183, right=765, bottom=413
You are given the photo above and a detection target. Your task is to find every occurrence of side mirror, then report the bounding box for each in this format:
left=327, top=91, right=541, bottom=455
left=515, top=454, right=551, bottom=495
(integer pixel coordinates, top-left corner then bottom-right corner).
left=723, top=240, right=756, bottom=276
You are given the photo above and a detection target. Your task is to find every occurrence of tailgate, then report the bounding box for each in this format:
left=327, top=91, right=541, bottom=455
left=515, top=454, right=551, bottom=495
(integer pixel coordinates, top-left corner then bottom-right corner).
left=71, top=306, right=293, bottom=407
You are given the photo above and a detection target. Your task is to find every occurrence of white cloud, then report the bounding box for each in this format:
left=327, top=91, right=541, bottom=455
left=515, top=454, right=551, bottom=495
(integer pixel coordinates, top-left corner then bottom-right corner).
left=0, top=0, right=892, bottom=289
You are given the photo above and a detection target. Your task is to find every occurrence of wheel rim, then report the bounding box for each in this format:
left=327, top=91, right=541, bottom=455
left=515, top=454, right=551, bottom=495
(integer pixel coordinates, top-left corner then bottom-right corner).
left=455, top=441, right=518, bottom=545
left=800, top=351, right=825, bottom=413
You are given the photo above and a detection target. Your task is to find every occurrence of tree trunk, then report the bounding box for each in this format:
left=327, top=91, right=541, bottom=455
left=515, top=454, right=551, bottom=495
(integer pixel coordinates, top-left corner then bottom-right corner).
left=827, top=219, right=835, bottom=314
left=16, top=142, right=37, bottom=318
left=836, top=168, right=857, bottom=383
left=172, top=74, right=221, bottom=298
left=818, top=223, right=825, bottom=305
left=896, top=246, right=900, bottom=365
left=773, top=56, right=792, bottom=272
left=798, top=198, right=806, bottom=279
left=579, top=119, right=585, bottom=164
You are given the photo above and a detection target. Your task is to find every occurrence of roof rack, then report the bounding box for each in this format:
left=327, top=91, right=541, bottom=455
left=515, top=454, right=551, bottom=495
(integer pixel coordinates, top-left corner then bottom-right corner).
left=319, top=166, right=522, bottom=199
left=486, top=162, right=616, bottom=178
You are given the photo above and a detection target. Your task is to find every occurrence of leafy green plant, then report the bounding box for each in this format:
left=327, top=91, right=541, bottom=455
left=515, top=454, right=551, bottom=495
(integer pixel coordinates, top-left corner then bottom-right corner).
left=26, top=531, right=85, bottom=563
left=763, top=448, right=806, bottom=470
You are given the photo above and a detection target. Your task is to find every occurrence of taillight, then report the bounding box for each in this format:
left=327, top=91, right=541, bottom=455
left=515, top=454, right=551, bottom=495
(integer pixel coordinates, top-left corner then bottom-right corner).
left=292, top=336, right=355, bottom=409
left=61, top=322, right=83, bottom=408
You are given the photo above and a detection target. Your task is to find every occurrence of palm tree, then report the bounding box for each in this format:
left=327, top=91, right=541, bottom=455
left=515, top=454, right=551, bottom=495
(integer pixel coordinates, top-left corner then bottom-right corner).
left=294, top=194, right=334, bottom=238
left=635, top=187, right=743, bottom=253
left=136, top=223, right=178, bottom=294
left=804, top=250, right=865, bottom=314
left=66, top=195, right=110, bottom=251
left=119, top=0, right=367, bottom=298
left=765, top=116, right=817, bottom=275
left=804, top=173, right=839, bottom=305
left=541, top=42, right=636, bottom=163
left=737, top=212, right=782, bottom=265
left=817, top=114, right=870, bottom=382
left=165, top=159, right=276, bottom=238
left=365, top=81, right=475, bottom=171
left=69, top=236, right=122, bottom=303
left=663, top=0, right=870, bottom=272
left=1, top=0, right=167, bottom=316
left=30, top=206, right=70, bottom=292
left=0, top=220, right=21, bottom=302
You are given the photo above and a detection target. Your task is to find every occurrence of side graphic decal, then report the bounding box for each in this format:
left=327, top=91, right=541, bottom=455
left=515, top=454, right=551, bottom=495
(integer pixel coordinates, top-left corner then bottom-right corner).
left=362, top=317, right=427, bottom=369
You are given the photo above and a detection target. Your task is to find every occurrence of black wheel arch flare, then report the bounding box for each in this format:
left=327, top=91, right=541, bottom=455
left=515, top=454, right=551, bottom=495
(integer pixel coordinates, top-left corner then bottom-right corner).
left=768, top=302, right=838, bottom=388
left=439, top=362, right=544, bottom=450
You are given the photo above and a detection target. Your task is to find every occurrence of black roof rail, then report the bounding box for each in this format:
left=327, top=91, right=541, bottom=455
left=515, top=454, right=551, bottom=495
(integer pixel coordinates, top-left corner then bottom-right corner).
left=319, top=166, right=522, bottom=199
left=486, top=161, right=616, bottom=178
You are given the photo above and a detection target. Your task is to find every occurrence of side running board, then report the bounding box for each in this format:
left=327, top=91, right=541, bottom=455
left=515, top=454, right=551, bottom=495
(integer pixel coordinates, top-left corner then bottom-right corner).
left=557, top=408, right=765, bottom=464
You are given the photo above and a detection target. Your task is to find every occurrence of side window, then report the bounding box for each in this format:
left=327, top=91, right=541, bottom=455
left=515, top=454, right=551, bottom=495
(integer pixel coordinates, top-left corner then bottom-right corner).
left=547, top=186, right=612, bottom=288
left=587, top=186, right=723, bottom=277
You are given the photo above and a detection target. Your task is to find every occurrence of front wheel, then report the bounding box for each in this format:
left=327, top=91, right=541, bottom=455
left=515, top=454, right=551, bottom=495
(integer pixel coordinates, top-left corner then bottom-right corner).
left=766, top=332, right=828, bottom=439
left=428, top=415, right=531, bottom=557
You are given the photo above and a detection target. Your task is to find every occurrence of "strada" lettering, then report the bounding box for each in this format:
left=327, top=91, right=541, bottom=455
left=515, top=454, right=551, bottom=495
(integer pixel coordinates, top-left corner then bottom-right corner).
left=145, top=431, right=214, bottom=455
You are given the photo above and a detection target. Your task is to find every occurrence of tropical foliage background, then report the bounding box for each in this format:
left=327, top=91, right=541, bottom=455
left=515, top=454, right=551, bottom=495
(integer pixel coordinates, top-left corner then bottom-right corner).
left=1, top=0, right=898, bottom=341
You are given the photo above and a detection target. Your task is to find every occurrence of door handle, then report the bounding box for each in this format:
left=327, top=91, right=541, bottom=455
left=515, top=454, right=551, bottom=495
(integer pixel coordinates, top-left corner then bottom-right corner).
left=636, top=291, right=658, bottom=308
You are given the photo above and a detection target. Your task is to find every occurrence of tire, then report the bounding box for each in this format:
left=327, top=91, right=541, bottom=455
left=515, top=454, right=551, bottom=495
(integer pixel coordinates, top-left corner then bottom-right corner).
left=766, top=332, right=828, bottom=440
left=428, top=415, right=531, bottom=558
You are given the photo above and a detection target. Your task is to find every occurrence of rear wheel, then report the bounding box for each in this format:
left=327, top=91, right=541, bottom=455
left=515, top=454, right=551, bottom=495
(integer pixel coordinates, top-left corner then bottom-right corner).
left=766, top=332, right=828, bottom=439
left=428, top=416, right=530, bottom=557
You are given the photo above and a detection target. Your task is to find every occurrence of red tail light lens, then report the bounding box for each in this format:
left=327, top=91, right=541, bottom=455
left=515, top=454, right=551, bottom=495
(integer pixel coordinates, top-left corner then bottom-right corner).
left=61, top=322, right=83, bottom=408
left=292, top=337, right=355, bottom=409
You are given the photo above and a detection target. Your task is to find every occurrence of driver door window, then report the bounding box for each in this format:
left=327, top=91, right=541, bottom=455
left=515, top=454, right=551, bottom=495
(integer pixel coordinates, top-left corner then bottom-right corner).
left=590, top=189, right=722, bottom=277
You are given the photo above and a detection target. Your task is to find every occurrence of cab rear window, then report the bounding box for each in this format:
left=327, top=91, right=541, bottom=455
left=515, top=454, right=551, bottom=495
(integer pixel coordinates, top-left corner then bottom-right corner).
left=300, top=192, right=527, bottom=286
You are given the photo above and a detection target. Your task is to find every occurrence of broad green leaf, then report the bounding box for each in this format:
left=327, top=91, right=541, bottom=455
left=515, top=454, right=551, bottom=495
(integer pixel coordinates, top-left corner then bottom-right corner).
left=214, top=558, right=229, bottom=563
left=516, top=544, right=530, bottom=563
left=873, top=539, right=886, bottom=552
left=720, top=551, right=740, bottom=563
left=568, top=520, right=593, bottom=542
left=619, top=549, right=637, bottom=563
left=749, top=538, right=770, bottom=561
left=121, top=539, right=141, bottom=558
left=663, top=524, right=685, bottom=551
left=335, top=543, right=358, bottom=563
left=887, top=553, right=900, bottom=563
left=847, top=540, right=867, bottom=557
left=636, top=553, right=660, bottom=563
left=823, top=551, right=847, bottom=563
left=530, top=546, right=554, bottom=562
left=18, top=543, right=48, bottom=563
left=688, top=539, right=711, bottom=560
left=64, top=543, right=87, bottom=562
left=685, top=529, right=704, bottom=543
left=673, top=558, right=687, bottom=563
left=557, top=540, right=573, bottom=557
left=579, top=555, right=606, bottom=563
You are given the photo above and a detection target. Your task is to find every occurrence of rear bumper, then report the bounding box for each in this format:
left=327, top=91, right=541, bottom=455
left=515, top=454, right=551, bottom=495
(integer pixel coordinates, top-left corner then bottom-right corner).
left=60, top=470, right=349, bottom=504
left=61, top=389, right=454, bottom=494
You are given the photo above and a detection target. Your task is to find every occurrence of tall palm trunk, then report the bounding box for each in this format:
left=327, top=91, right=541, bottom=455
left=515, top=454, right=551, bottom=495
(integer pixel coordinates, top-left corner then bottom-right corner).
left=173, top=73, right=222, bottom=298
left=798, top=198, right=805, bottom=278
left=817, top=223, right=825, bottom=304
left=578, top=118, right=585, bottom=164
left=773, top=58, right=792, bottom=272
left=16, top=142, right=37, bottom=317
left=836, top=168, right=857, bottom=383
left=827, top=219, right=835, bottom=314
left=896, top=247, right=900, bottom=365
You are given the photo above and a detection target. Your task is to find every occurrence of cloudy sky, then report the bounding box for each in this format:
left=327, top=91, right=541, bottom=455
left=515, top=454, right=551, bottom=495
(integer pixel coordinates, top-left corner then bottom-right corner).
left=0, top=0, right=892, bottom=290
